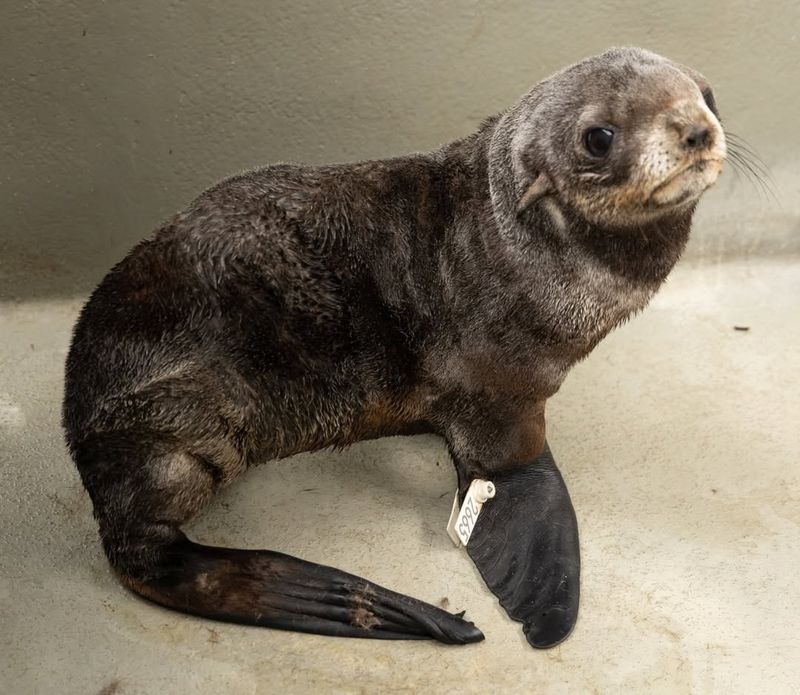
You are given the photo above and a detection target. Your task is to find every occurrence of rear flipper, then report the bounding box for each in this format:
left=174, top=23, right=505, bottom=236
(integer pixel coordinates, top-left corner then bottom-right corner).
left=121, top=536, right=484, bottom=644
left=465, top=442, right=580, bottom=648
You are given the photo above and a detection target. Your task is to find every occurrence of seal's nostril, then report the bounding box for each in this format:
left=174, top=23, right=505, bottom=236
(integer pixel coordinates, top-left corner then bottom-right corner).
left=683, top=125, right=711, bottom=150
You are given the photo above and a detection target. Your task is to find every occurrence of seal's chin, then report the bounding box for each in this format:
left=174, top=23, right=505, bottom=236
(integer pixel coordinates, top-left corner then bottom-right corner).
left=647, top=158, right=724, bottom=210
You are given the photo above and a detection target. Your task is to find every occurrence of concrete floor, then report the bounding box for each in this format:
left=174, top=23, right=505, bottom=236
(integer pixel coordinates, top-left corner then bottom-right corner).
left=1, top=258, right=799, bottom=694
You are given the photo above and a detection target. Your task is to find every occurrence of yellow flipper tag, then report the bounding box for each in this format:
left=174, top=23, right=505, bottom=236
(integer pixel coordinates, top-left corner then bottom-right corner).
left=446, top=479, right=496, bottom=547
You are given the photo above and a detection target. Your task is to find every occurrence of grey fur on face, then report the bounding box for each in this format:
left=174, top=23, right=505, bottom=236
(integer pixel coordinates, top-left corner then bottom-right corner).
left=495, top=46, right=724, bottom=230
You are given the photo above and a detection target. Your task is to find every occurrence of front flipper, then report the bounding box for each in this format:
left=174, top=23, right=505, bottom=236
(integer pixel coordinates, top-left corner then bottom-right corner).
left=464, top=443, right=580, bottom=648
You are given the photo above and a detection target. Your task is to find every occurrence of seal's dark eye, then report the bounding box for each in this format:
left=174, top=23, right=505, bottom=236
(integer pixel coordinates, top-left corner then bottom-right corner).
left=584, top=127, right=614, bottom=157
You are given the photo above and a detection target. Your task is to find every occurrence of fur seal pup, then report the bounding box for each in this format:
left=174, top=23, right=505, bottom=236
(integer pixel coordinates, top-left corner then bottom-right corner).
left=63, top=47, right=726, bottom=648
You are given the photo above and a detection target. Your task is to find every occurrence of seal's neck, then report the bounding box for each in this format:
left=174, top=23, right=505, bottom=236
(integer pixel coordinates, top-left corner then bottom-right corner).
left=566, top=211, right=692, bottom=287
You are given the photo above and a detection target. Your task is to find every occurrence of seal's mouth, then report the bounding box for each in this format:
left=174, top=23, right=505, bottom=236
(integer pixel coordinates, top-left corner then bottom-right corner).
left=647, top=157, right=724, bottom=209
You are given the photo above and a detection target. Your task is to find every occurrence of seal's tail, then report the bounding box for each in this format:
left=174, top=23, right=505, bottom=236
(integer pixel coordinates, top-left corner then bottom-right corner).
left=115, top=534, right=483, bottom=643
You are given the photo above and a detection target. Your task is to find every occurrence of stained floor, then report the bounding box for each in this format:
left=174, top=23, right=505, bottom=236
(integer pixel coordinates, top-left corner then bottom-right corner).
left=2, top=258, right=799, bottom=694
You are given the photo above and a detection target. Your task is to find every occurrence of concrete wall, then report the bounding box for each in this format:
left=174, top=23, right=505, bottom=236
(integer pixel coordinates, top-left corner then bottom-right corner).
left=3, top=1, right=798, bottom=298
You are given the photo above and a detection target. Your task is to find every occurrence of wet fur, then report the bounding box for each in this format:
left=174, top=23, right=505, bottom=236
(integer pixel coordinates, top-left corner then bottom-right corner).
left=63, top=47, right=721, bottom=642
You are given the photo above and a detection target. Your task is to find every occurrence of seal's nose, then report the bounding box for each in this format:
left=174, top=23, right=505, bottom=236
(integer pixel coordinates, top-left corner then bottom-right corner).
left=682, top=125, right=712, bottom=151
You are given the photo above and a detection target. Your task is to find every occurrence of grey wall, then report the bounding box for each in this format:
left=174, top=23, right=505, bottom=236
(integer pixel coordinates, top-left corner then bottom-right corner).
left=2, top=1, right=798, bottom=299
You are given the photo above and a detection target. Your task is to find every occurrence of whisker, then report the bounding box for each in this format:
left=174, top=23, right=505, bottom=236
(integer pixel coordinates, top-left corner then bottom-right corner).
left=727, top=149, right=762, bottom=182
left=725, top=132, right=775, bottom=180
left=728, top=145, right=773, bottom=183
left=722, top=130, right=778, bottom=202
left=729, top=155, right=776, bottom=202
left=728, top=158, right=773, bottom=201
left=726, top=132, right=768, bottom=160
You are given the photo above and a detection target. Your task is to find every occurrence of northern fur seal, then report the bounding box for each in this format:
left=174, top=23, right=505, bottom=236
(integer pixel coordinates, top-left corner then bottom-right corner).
left=63, top=47, right=726, bottom=648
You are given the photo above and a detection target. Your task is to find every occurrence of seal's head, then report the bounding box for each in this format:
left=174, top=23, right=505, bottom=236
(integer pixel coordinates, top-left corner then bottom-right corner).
left=505, top=47, right=726, bottom=228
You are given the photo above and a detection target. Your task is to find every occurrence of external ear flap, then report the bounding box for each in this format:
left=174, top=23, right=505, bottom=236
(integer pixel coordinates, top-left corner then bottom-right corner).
left=517, top=174, right=554, bottom=213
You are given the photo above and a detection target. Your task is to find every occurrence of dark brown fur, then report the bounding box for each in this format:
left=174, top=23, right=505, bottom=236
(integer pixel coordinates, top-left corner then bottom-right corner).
left=63, top=48, right=724, bottom=643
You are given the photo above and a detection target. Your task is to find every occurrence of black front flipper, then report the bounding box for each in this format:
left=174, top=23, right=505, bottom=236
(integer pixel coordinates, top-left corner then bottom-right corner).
left=464, top=443, right=580, bottom=648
